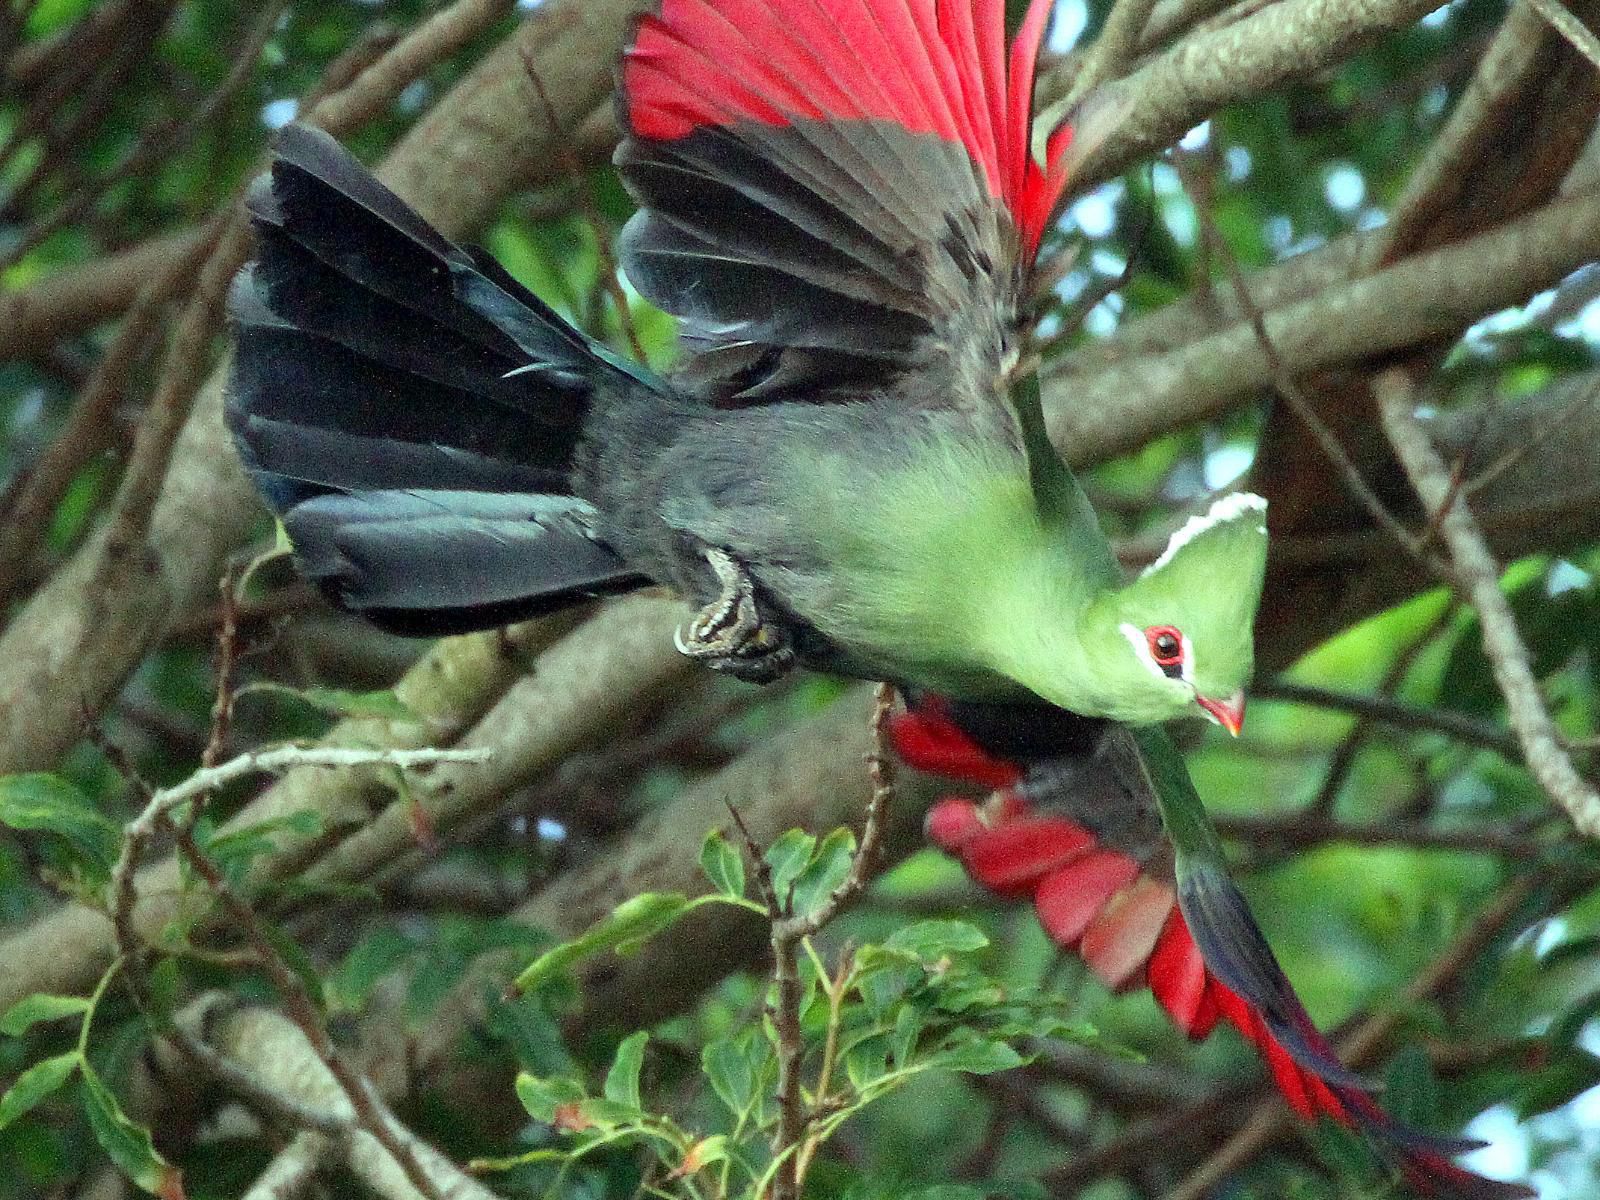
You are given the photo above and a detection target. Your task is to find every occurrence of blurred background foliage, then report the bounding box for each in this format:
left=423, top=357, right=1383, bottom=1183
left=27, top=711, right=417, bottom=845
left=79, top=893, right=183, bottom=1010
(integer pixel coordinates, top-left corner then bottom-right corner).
left=2, top=0, right=1600, bottom=1198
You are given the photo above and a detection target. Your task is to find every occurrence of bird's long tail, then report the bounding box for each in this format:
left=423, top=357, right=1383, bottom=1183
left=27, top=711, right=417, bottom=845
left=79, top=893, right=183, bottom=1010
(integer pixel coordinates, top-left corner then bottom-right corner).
left=891, top=698, right=1531, bottom=1200
left=227, top=124, right=658, bottom=635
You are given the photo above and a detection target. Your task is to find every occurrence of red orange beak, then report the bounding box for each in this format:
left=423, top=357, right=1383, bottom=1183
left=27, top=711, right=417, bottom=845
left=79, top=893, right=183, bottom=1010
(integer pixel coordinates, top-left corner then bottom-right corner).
left=1196, top=691, right=1246, bottom=737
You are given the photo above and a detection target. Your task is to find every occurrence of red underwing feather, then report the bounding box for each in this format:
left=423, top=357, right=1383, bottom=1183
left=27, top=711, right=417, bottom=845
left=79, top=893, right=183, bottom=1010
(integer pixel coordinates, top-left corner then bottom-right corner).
left=966, top=818, right=1096, bottom=897
left=1033, top=851, right=1140, bottom=944
left=893, top=705, right=1531, bottom=1197
left=887, top=707, right=1023, bottom=789
left=1080, top=876, right=1175, bottom=992
left=1149, top=910, right=1218, bottom=1037
left=924, top=797, right=984, bottom=852
left=623, top=0, right=1076, bottom=259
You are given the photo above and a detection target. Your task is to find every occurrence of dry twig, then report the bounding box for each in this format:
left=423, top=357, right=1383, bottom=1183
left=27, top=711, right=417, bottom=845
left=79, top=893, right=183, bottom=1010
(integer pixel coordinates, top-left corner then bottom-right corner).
left=1375, top=368, right=1600, bottom=838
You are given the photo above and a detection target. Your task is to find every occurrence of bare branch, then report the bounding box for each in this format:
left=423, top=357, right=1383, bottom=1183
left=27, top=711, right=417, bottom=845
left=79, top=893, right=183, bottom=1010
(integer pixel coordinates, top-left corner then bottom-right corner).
left=1376, top=369, right=1600, bottom=838
left=1525, top=0, right=1600, bottom=73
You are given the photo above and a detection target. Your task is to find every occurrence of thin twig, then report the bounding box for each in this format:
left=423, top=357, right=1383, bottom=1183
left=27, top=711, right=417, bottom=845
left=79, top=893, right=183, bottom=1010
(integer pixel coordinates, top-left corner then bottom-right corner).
left=763, top=683, right=899, bottom=1200
left=516, top=46, right=645, bottom=362
left=160, top=816, right=450, bottom=1200
left=1297, top=602, right=1461, bottom=817
left=1376, top=367, right=1600, bottom=838
left=1252, top=679, right=1521, bottom=760
left=1173, top=149, right=1435, bottom=568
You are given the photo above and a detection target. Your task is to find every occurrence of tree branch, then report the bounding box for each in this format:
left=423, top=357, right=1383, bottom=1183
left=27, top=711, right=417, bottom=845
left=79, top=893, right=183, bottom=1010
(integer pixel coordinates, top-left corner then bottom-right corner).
left=1375, top=368, right=1600, bottom=838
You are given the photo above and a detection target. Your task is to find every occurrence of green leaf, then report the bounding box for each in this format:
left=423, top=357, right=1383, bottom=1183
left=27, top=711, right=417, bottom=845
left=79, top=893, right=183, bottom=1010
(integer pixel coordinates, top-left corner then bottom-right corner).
left=789, top=827, right=855, bottom=918
left=764, top=830, right=816, bottom=904
left=928, top=1039, right=1025, bottom=1076
left=1382, top=1043, right=1439, bottom=1131
left=514, top=1073, right=587, bottom=1123
left=1515, top=1048, right=1600, bottom=1119
left=237, top=682, right=419, bottom=722
left=512, top=893, right=691, bottom=994
left=699, top=830, right=746, bottom=900
left=0, top=994, right=92, bottom=1037
left=603, top=1031, right=648, bottom=1110
left=702, top=1033, right=758, bottom=1117
left=883, top=920, right=989, bottom=961
left=326, top=928, right=420, bottom=1013
left=80, top=1067, right=178, bottom=1196
left=0, top=1052, right=80, bottom=1131
left=0, top=775, right=118, bottom=867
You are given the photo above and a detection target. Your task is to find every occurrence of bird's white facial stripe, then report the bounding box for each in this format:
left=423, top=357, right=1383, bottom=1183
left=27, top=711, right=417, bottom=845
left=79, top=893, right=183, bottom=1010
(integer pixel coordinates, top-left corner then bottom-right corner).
left=1141, top=492, right=1268, bottom=578
left=1119, top=623, right=1195, bottom=684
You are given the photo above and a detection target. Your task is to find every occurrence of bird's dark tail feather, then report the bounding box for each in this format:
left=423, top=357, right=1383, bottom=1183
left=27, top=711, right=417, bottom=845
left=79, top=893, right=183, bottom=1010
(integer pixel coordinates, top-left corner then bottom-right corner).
left=227, top=123, right=657, bottom=635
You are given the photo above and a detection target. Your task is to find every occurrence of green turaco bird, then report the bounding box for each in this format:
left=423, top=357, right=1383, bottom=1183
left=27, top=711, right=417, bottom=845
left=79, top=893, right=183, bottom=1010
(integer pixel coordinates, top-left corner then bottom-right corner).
left=226, top=0, right=1261, bottom=736
left=225, top=0, right=1524, bottom=1193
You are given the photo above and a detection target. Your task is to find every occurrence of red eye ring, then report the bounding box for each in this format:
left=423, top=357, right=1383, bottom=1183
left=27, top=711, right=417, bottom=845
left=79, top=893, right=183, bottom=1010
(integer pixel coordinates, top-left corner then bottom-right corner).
left=1145, top=625, right=1183, bottom=667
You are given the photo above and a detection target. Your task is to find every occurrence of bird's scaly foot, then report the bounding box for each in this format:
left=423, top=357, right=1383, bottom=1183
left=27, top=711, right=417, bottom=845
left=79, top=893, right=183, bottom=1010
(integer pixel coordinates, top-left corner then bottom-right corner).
left=673, top=547, right=795, bottom=684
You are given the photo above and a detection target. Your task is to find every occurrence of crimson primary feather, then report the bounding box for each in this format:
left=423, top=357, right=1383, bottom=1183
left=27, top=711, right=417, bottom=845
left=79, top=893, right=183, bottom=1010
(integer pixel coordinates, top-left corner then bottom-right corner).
left=889, top=697, right=1531, bottom=1199
left=624, top=0, right=1073, bottom=257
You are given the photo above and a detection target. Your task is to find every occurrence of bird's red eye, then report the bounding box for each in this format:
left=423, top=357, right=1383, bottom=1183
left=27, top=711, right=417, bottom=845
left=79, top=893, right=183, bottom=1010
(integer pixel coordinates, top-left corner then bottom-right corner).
left=1146, top=625, right=1183, bottom=668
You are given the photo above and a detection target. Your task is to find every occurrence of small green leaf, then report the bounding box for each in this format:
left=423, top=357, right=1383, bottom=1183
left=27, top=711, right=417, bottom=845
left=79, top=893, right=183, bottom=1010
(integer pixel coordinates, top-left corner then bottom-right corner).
left=930, top=1039, right=1025, bottom=1076
left=604, top=1031, right=648, bottom=1109
left=0, top=774, right=118, bottom=867
left=326, top=928, right=420, bottom=1013
left=765, top=830, right=816, bottom=903
left=702, top=1034, right=758, bottom=1118
left=80, top=1066, right=178, bottom=1195
left=579, top=1097, right=645, bottom=1130
left=789, top=828, right=855, bottom=917
left=514, top=1073, right=586, bottom=1122
left=512, top=893, right=691, bottom=994
left=0, top=994, right=92, bottom=1037
left=699, top=830, right=746, bottom=900
left=0, top=1052, right=80, bottom=1130
left=238, top=682, right=419, bottom=722
left=883, top=920, right=989, bottom=960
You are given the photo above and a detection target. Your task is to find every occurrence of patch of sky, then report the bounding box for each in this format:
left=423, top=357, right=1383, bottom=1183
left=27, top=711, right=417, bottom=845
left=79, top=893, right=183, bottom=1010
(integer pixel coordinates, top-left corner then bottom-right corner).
left=536, top=816, right=567, bottom=842
left=1083, top=300, right=1120, bottom=337
left=1178, top=121, right=1211, bottom=153
left=1548, top=560, right=1593, bottom=597
left=1225, top=145, right=1252, bottom=182
left=1163, top=195, right=1197, bottom=248
left=1422, top=82, right=1451, bottom=119
left=1420, top=1, right=1463, bottom=31
left=1202, top=444, right=1254, bottom=490
left=1090, top=249, right=1126, bottom=277
left=1048, top=0, right=1089, bottom=52
left=1556, top=294, right=1600, bottom=344
left=1323, top=163, right=1365, bottom=213
left=1264, top=215, right=1294, bottom=254
left=1463, top=288, right=1556, bottom=344
left=398, top=79, right=431, bottom=115
left=1460, top=1105, right=1532, bottom=1191
left=261, top=98, right=298, bottom=130
left=1070, top=180, right=1123, bottom=239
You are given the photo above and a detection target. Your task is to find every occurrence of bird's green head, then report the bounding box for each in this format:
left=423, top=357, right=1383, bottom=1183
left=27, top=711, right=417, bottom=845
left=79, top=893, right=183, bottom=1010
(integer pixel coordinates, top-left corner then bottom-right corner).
left=1076, top=493, right=1269, bottom=732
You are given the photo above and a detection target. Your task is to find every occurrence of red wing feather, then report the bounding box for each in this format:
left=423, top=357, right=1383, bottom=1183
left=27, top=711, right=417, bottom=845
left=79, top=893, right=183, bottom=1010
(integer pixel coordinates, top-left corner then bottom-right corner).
left=890, top=705, right=1533, bottom=1199
left=623, top=0, right=1072, bottom=257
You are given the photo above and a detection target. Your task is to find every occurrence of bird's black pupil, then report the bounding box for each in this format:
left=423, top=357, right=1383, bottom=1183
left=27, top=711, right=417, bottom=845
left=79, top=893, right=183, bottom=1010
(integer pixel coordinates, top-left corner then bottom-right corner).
left=1155, top=634, right=1179, bottom=660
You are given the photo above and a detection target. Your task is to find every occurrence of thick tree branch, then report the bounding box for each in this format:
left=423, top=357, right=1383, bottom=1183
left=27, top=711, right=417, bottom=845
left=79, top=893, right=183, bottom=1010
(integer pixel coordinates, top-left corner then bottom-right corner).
left=1044, top=186, right=1600, bottom=463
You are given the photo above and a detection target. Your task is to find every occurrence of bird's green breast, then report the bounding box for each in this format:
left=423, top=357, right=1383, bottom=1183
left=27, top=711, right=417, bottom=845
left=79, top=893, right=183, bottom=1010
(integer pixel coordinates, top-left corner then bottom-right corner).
left=766, top=421, right=1113, bottom=699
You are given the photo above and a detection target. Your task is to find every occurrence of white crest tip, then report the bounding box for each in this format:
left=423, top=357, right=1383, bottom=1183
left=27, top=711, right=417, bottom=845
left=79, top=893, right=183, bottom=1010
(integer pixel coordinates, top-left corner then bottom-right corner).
left=1141, top=492, right=1268, bottom=578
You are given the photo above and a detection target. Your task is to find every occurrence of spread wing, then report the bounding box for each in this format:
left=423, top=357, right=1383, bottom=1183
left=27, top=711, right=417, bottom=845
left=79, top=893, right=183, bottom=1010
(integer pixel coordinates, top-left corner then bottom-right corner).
left=892, top=696, right=1533, bottom=1200
left=614, top=0, right=1086, bottom=416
